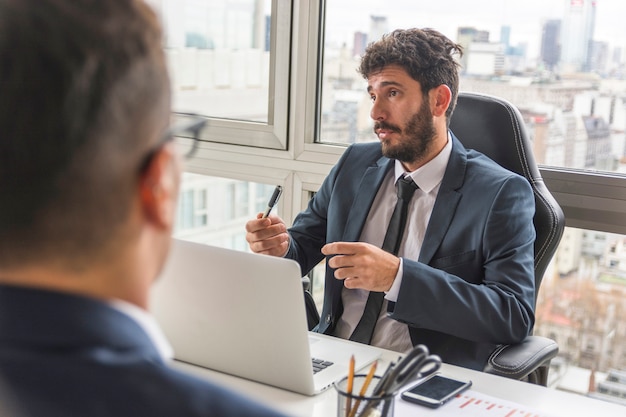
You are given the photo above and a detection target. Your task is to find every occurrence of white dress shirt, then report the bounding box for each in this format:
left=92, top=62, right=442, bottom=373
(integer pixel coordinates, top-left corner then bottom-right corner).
left=334, top=136, right=452, bottom=353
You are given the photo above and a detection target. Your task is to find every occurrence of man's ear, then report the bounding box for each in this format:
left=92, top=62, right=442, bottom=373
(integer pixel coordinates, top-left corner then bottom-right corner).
left=431, top=84, right=452, bottom=118
left=138, top=144, right=180, bottom=230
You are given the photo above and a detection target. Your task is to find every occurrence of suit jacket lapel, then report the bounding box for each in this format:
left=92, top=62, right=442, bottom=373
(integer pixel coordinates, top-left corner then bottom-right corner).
left=341, top=156, right=393, bottom=242
left=328, top=156, right=392, bottom=321
left=419, top=134, right=467, bottom=264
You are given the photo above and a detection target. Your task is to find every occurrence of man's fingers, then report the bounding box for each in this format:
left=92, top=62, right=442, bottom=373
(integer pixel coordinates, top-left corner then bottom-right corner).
left=327, top=254, right=354, bottom=270
left=245, top=217, right=271, bottom=233
left=322, top=241, right=366, bottom=256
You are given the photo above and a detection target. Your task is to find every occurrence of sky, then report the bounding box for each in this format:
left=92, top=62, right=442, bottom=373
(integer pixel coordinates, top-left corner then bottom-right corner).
left=323, top=0, right=626, bottom=59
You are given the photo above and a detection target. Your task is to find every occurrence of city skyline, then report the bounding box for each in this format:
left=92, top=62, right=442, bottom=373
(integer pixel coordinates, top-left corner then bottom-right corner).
left=324, top=0, right=626, bottom=60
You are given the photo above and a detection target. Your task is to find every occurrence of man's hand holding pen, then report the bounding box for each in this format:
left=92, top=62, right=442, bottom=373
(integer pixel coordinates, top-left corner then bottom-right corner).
left=246, top=185, right=290, bottom=257
left=246, top=214, right=290, bottom=257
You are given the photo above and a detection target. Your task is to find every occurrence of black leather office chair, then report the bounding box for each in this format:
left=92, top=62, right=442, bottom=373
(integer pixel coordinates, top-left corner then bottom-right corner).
left=449, top=91, right=565, bottom=385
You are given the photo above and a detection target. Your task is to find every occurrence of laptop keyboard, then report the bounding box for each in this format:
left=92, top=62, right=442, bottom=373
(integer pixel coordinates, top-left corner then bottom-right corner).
left=311, top=357, right=334, bottom=374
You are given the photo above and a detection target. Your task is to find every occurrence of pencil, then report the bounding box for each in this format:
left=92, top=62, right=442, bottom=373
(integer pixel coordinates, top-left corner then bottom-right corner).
left=345, top=355, right=355, bottom=417
left=348, top=360, right=377, bottom=417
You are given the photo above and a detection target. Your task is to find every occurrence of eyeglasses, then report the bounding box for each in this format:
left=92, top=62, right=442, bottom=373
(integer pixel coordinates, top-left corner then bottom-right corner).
left=161, top=113, right=207, bottom=159
left=139, top=113, right=208, bottom=173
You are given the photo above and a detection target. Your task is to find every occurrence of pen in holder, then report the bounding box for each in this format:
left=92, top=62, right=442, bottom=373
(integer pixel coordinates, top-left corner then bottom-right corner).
left=334, top=374, right=394, bottom=417
left=336, top=345, right=442, bottom=417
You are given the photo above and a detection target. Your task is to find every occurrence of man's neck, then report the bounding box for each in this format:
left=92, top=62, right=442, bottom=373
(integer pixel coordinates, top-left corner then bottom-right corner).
left=0, top=263, right=149, bottom=310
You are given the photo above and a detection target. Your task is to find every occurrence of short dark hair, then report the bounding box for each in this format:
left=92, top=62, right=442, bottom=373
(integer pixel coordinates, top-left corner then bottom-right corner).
left=358, top=28, right=463, bottom=119
left=0, top=0, right=170, bottom=266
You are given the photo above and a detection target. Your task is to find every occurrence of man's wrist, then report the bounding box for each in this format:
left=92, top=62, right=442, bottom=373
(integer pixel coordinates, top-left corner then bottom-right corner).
left=385, top=257, right=403, bottom=301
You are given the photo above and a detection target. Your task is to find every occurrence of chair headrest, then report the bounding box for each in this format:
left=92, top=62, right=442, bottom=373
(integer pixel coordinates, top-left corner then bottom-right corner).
left=450, top=92, right=541, bottom=183
left=450, top=91, right=565, bottom=290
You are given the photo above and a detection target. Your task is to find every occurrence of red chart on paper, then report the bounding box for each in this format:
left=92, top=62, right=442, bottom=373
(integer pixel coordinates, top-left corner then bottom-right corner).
left=395, top=390, right=558, bottom=417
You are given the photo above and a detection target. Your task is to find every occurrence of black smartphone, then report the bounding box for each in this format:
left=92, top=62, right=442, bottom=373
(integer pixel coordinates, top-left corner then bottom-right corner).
left=400, top=373, right=472, bottom=409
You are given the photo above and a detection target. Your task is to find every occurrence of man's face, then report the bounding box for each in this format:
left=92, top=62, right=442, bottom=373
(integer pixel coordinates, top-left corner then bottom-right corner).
left=367, top=65, right=436, bottom=166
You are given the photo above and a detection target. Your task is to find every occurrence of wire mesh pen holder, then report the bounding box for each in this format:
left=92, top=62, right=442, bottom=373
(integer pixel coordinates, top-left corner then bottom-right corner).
left=335, top=374, right=395, bottom=417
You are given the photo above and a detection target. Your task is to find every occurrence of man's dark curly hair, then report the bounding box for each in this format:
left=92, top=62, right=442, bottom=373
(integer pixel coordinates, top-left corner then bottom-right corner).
left=358, top=28, right=463, bottom=119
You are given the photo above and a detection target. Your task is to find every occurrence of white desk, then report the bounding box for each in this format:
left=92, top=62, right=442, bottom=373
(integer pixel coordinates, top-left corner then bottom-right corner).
left=172, top=343, right=625, bottom=417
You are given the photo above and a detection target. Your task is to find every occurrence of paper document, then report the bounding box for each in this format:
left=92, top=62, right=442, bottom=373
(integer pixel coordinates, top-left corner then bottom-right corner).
left=395, top=389, right=558, bottom=417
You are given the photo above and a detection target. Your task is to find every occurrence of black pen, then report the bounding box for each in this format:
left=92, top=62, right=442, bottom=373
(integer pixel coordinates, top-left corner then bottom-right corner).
left=262, top=185, right=283, bottom=218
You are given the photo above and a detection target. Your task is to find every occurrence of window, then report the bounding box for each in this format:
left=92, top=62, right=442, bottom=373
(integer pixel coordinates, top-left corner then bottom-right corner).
left=175, top=188, right=208, bottom=231
left=147, top=0, right=291, bottom=149
left=536, top=228, right=626, bottom=380
left=155, top=0, right=626, bottom=403
left=174, top=173, right=278, bottom=252
left=320, top=0, right=626, bottom=171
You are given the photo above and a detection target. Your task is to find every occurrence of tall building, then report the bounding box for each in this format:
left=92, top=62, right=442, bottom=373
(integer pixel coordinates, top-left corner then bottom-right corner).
left=541, top=19, right=561, bottom=71
left=561, top=0, right=596, bottom=72
left=589, top=40, right=609, bottom=74
left=611, top=48, right=622, bottom=69
left=500, top=25, right=511, bottom=53
left=457, top=27, right=477, bottom=70
left=369, top=15, right=388, bottom=43
left=457, top=27, right=491, bottom=73
left=583, top=115, right=613, bottom=170
left=465, top=42, right=505, bottom=76
left=353, top=31, right=367, bottom=57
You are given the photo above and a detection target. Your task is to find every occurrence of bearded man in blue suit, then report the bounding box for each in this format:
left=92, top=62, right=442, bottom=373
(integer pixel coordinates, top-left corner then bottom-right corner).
left=0, top=1, right=289, bottom=416
left=246, top=28, right=536, bottom=371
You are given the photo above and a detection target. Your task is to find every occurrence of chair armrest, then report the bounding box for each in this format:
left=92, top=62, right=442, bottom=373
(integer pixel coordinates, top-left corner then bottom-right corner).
left=484, top=336, right=559, bottom=382
left=301, top=276, right=320, bottom=330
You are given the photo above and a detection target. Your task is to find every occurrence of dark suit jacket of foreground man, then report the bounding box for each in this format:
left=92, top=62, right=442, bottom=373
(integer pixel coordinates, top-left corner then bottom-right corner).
left=0, top=285, right=287, bottom=417
left=287, top=135, right=536, bottom=370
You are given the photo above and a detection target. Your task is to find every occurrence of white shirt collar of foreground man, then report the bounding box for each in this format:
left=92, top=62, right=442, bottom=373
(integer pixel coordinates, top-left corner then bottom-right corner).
left=108, top=298, right=174, bottom=361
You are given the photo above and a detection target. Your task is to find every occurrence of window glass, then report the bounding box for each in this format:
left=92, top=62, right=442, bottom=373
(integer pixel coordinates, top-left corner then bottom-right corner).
left=174, top=173, right=277, bottom=252
left=150, top=0, right=290, bottom=149
left=177, top=189, right=195, bottom=230
left=536, top=227, right=626, bottom=400
left=320, top=0, right=626, bottom=174
left=308, top=261, right=325, bottom=312
left=150, top=0, right=272, bottom=123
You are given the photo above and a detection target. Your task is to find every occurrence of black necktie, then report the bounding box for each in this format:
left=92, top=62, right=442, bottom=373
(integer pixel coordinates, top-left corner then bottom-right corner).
left=349, top=175, right=418, bottom=344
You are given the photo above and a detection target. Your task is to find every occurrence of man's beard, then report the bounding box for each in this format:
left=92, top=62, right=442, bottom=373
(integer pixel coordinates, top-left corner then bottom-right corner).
left=375, top=103, right=436, bottom=165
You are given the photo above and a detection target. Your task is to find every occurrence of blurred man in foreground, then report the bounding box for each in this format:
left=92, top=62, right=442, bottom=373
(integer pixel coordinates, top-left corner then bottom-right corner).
left=0, top=1, right=289, bottom=416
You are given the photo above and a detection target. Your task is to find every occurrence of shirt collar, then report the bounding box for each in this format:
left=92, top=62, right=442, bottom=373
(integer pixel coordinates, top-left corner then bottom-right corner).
left=393, top=132, right=452, bottom=193
left=108, top=298, right=174, bottom=361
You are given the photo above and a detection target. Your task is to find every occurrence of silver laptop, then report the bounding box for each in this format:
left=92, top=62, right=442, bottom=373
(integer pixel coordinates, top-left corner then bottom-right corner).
left=150, top=238, right=381, bottom=396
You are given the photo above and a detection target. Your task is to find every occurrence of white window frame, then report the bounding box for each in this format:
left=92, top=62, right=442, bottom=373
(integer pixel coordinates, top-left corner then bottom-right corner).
left=173, top=0, right=292, bottom=150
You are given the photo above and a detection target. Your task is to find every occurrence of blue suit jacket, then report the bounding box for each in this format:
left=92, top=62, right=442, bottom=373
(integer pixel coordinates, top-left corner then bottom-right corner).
left=0, top=285, right=288, bottom=417
left=286, top=134, right=536, bottom=370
